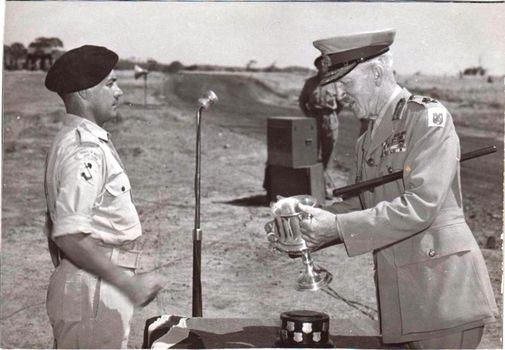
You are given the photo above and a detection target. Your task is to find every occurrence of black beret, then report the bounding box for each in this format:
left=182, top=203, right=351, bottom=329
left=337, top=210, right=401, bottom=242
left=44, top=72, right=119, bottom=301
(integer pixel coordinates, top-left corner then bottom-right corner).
left=45, top=45, right=119, bottom=94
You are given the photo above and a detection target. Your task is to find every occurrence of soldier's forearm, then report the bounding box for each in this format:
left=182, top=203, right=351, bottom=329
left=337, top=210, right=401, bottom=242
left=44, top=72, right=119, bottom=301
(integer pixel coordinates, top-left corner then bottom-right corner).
left=299, top=102, right=310, bottom=117
left=54, top=233, right=134, bottom=290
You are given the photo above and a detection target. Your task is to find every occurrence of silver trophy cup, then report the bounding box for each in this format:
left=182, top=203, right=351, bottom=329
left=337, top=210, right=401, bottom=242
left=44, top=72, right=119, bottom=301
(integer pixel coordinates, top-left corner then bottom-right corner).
left=265, top=195, right=332, bottom=291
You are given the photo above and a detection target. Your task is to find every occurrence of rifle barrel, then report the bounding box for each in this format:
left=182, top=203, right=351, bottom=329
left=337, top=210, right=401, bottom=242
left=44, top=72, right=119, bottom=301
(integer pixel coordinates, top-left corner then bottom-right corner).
left=332, top=146, right=497, bottom=197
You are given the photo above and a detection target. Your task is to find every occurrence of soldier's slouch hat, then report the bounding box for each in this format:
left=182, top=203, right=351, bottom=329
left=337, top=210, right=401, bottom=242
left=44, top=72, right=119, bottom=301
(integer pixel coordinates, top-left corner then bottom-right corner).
left=45, top=45, right=118, bottom=94
left=313, top=29, right=396, bottom=85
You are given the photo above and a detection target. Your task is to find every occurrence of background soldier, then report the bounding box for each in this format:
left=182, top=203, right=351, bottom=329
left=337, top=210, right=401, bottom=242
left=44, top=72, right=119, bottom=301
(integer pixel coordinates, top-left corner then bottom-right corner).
left=297, top=29, right=498, bottom=349
left=299, top=56, right=341, bottom=197
left=43, top=45, right=163, bottom=349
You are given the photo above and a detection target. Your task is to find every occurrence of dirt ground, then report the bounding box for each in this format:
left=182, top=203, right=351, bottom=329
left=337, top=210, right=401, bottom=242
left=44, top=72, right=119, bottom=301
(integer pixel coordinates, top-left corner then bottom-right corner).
left=1, top=70, right=502, bottom=349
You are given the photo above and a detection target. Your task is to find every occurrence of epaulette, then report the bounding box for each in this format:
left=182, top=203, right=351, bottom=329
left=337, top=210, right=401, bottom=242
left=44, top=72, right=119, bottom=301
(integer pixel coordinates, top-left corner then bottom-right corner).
left=77, top=126, right=101, bottom=146
left=409, top=95, right=448, bottom=127
left=408, top=95, right=441, bottom=108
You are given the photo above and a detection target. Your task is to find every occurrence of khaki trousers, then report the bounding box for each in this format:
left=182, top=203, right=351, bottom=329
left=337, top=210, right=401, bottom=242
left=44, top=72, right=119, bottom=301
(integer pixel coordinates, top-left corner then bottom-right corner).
left=407, top=326, right=484, bottom=349
left=46, top=258, right=135, bottom=349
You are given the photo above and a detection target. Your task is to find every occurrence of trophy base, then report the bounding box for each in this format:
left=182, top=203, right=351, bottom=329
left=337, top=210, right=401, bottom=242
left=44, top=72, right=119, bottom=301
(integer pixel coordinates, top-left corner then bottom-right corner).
left=273, top=310, right=334, bottom=348
left=294, top=269, right=333, bottom=292
left=273, top=338, right=334, bottom=348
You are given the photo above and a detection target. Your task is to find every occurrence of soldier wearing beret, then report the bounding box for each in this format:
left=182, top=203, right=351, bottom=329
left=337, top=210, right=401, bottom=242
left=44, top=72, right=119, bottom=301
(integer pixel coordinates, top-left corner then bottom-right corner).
left=43, top=45, right=163, bottom=348
left=295, top=29, right=498, bottom=348
left=298, top=56, right=341, bottom=198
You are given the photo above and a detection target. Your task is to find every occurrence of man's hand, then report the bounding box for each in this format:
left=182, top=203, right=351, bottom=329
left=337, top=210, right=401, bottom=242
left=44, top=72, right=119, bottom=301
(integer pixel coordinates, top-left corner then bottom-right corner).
left=297, top=203, right=342, bottom=250
left=121, top=271, right=164, bottom=307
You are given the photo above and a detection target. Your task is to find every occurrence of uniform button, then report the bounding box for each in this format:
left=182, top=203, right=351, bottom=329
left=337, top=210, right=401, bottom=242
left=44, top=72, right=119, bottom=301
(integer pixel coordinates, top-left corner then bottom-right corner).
left=367, top=158, right=374, bottom=166
left=121, top=186, right=125, bottom=191
left=369, top=187, right=374, bottom=193
left=428, top=249, right=436, bottom=257
left=388, top=167, right=393, bottom=174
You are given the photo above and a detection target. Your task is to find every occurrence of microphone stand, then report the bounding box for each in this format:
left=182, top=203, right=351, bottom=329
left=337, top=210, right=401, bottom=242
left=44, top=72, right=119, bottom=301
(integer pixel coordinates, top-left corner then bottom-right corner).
left=192, top=91, right=217, bottom=318
left=193, top=105, right=204, bottom=318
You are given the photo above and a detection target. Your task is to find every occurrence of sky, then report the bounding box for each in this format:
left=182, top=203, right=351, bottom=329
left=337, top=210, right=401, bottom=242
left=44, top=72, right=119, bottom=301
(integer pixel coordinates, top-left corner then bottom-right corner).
left=3, top=1, right=505, bottom=76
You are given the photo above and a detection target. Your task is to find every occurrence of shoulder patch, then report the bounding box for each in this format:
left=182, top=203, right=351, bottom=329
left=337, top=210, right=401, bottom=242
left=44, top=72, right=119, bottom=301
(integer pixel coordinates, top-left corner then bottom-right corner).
left=408, top=95, right=440, bottom=107
left=74, top=147, right=102, bottom=162
left=73, top=146, right=103, bottom=183
left=428, top=107, right=447, bottom=127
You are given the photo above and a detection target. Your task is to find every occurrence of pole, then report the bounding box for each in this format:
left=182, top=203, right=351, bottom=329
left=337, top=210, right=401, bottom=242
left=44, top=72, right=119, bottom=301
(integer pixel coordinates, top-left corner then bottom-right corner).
left=191, top=91, right=218, bottom=318
left=192, top=107, right=203, bottom=317
left=332, top=146, right=497, bottom=197
left=143, top=75, right=147, bottom=106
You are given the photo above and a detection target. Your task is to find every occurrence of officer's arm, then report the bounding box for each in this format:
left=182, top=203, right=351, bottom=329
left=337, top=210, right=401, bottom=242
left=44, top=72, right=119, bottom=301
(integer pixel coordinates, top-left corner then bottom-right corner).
left=54, top=233, right=161, bottom=306
left=299, top=100, right=310, bottom=117
left=54, top=233, right=135, bottom=289
left=47, top=237, right=60, bottom=268
left=298, top=81, right=311, bottom=117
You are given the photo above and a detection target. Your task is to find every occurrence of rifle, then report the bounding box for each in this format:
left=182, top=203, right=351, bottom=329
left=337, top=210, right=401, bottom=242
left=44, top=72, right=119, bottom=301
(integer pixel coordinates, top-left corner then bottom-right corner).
left=332, top=146, right=497, bottom=198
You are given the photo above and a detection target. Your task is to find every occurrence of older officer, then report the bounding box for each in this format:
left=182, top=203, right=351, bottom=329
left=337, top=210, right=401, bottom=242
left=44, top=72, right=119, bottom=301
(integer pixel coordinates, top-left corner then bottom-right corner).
left=43, top=45, right=163, bottom=348
left=297, top=29, right=498, bottom=349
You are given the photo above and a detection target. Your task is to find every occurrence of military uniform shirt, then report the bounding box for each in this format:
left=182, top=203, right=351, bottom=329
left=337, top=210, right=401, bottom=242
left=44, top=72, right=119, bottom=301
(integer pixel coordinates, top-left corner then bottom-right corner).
left=44, top=114, right=141, bottom=246
left=371, top=85, right=402, bottom=138
left=299, top=75, right=338, bottom=112
left=328, top=87, right=497, bottom=343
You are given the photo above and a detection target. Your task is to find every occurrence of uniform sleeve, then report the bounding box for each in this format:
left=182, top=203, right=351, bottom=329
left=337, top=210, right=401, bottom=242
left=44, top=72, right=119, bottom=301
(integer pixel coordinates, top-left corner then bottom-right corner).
left=337, top=106, right=459, bottom=256
left=52, top=144, right=105, bottom=238
left=298, top=79, right=311, bottom=104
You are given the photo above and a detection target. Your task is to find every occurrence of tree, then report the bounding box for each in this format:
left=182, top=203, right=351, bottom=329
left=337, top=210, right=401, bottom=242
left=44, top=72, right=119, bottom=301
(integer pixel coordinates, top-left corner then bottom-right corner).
left=4, top=43, right=27, bottom=70
left=147, top=59, right=159, bottom=72
left=4, top=45, right=12, bottom=69
left=463, top=66, right=486, bottom=76
left=246, top=60, right=257, bottom=71
left=31, top=37, right=64, bottom=49
left=10, top=42, right=27, bottom=69
left=26, top=37, right=64, bottom=70
left=164, top=60, right=184, bottom=73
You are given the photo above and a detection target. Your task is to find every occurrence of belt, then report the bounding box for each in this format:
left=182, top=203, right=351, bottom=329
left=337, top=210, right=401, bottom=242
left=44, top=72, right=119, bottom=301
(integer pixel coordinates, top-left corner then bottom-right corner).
left=60, top=240, right=141, bottom=270
left=96, top=243, right=141, bottom=270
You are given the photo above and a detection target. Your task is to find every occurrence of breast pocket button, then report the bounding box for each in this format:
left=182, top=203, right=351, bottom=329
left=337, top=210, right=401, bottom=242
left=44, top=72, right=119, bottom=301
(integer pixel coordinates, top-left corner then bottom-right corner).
left=428, top=249, right=436, bottom=257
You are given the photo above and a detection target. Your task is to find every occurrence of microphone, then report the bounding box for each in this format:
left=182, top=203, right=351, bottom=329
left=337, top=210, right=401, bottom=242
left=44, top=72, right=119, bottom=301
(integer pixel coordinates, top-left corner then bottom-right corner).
left=198, top=91, right=218, bottom=110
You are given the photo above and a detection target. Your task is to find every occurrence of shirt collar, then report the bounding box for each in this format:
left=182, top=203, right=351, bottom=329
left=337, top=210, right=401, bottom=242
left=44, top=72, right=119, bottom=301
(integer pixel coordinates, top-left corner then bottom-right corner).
left=63, top=113, right=110, bottom=142
left=373, top=85, right=402, bottom=128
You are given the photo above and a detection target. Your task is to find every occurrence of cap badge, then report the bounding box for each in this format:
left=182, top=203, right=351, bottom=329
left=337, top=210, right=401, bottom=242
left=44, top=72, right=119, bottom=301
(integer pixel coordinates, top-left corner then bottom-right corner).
left=322, top=54, right=332, bottom=68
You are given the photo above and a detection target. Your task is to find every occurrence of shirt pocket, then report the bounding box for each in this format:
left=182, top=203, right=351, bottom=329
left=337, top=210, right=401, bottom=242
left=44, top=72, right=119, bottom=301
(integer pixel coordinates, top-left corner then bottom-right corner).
left=377, top=150, right=407, bottom=177
left=103, top=173, right=139, bottom=231
left=393, top=225, right=493, bottom=334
